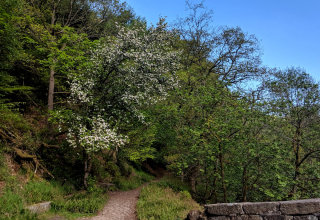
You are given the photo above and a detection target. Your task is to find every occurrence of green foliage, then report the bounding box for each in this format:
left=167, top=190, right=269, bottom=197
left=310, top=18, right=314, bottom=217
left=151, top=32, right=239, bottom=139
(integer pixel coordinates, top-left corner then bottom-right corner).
left=123, top=123, right=157, bottom=163
left=137, top=181, right=201, bottom=220
left=0, top=0, right=22, bottom=70
left=155, top=176, right=190, bottom=193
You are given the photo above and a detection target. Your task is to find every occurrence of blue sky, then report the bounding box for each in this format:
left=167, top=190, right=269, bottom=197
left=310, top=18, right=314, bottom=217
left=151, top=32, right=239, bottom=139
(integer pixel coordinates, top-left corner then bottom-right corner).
left=124, top=0, right=320, bottom=82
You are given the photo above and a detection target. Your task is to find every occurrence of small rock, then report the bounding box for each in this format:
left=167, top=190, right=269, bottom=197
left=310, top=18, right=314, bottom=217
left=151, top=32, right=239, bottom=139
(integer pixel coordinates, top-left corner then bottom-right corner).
left=293, top=216, right=317, bottom=220
left=26, top=201, right=51, bottom=214
left=243, top=202, right=280, bottom=215
left=205, top=203, right=244, bottom=215
left=186, top=210, right=202, bottom=220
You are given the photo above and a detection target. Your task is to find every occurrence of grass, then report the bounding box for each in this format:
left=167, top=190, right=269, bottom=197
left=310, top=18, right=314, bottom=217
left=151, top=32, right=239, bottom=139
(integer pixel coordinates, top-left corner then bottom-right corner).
left=0, top=186, right=43, bottom=220
left=51, top=191, right=107, bottom=214
left=23, top=180, right=69, bottom=204
left=0, top=164, right=154, bottom=219
left=137, top=177, right=202, bottom=220
left=0, top=174, right=108, bottom=220
left=0, top=180, right=108, bottom=220
left=0, top=147, right=154, bottom=219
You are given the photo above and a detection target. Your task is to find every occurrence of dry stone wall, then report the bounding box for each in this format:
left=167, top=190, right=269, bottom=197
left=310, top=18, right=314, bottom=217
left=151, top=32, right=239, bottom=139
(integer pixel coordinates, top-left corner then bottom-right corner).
left=186, top=199, right=320, bottom=220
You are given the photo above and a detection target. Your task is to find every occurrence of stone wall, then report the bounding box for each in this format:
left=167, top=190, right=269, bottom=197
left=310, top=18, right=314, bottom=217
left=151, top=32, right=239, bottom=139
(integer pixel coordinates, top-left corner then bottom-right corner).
left=186, top=198, right=320, bottom=220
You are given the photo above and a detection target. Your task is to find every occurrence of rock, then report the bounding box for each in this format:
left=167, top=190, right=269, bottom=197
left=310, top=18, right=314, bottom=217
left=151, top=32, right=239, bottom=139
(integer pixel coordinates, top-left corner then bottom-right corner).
left=280, top=199, right=320, bottom=215
left=186, top=210, right=202, bottom=220
left=293, top=216, right=317, bottom=220
left=240, top=215, right=263, bottom=220
left=208, top=216, right=230, bottom=220
left=243, top=202, right=280, bottom=215
left=26, top=201, right=51, bottom=214
left=263, top=215, right=286, bottom=220
left=205, top=203, right=244, bottom=216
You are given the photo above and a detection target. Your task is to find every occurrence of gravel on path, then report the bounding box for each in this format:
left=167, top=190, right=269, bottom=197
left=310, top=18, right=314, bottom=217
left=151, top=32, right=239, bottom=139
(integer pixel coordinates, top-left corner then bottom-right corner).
left=80, top=186, right=144, bottom=220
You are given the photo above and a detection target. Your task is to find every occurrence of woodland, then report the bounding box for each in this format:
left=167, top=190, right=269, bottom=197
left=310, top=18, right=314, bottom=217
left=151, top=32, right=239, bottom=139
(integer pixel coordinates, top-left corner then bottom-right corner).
left=1, top=0, right=320, bottom=218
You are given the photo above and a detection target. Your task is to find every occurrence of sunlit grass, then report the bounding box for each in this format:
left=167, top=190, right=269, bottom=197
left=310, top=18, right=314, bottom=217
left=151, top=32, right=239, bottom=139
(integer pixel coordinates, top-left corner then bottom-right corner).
left=137, top=178, right=201, bottom=220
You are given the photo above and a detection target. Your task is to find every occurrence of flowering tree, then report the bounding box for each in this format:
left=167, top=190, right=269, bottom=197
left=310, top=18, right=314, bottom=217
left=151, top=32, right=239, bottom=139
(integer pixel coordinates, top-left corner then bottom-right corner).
left=59, top=20, right=180, bottom=187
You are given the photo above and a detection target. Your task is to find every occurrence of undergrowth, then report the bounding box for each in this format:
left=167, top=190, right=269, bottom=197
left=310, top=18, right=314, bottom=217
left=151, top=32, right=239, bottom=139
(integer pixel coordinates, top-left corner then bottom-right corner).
left=0, top=177, right=108, bottom=220
left=137, top=176, right=201, bottom=220
left=115, top=169, right=154, bottom=191
left=0, top=153, right=154, bottom=219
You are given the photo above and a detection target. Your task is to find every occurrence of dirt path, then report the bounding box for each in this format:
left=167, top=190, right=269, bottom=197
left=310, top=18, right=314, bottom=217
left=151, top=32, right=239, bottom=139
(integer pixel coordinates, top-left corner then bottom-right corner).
left=79, top=168, right=165, bottom=220
left=80, top=186, right=144, bottom=220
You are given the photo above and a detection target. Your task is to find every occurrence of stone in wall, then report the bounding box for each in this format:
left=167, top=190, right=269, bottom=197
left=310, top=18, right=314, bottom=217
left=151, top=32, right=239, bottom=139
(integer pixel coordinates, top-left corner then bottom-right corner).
left=187, top=199, right=320, bottom=220
left=293, top=216, right=317, bottom=220
left=242, top=202, right=280, bottom=215
left=240, top=215, right=263, bottom=220
left=208, top=216, right=230, bottom=220
left=205, top=203, right=244, bottom=216
left=280, top=199, right=320, bottom=215
left=263, top=215, right=287, bottom=220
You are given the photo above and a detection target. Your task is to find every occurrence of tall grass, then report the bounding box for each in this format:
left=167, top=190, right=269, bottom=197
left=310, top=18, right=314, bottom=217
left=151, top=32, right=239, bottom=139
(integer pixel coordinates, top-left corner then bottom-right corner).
left=23, top=180, right=67, bottom=204
left=137, top=177, right=201, bottom=220
left=51, top=191, right=107, bottom=214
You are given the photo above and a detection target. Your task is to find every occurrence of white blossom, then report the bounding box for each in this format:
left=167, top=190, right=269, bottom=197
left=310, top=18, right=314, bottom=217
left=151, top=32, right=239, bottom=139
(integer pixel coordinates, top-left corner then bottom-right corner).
left=63, top=22, right=180, bottom=153
left=66, top=115, right=127, bottom=153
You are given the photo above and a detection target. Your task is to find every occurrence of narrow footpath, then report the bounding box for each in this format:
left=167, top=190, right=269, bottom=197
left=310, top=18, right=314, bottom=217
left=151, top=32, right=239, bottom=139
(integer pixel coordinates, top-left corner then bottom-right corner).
left=79, top=167, right=165, bottom=220
left=81, top=186, right=143, bottom=220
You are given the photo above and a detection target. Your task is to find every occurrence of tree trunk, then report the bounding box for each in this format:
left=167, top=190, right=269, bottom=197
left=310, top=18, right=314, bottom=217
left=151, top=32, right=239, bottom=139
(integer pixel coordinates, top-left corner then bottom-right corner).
left=48, top=1, right=56, bottom=111
left=212, top=161, right=218, bottom=203
left=241, top=166, right=248, bottom=202
left=289, top=124, right=302, bottom=198
left=218, top=143, right=227, bottom=202
left=48, top=65, right=55, bottom=110
left=189, top=166, right=198, bottom=193
left=84, top=153, right=92, bottom=189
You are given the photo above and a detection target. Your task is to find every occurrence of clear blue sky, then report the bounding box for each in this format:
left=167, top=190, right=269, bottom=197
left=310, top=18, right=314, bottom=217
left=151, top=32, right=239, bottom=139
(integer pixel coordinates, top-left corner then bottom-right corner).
left=124, top=0, right=320, bottom=82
